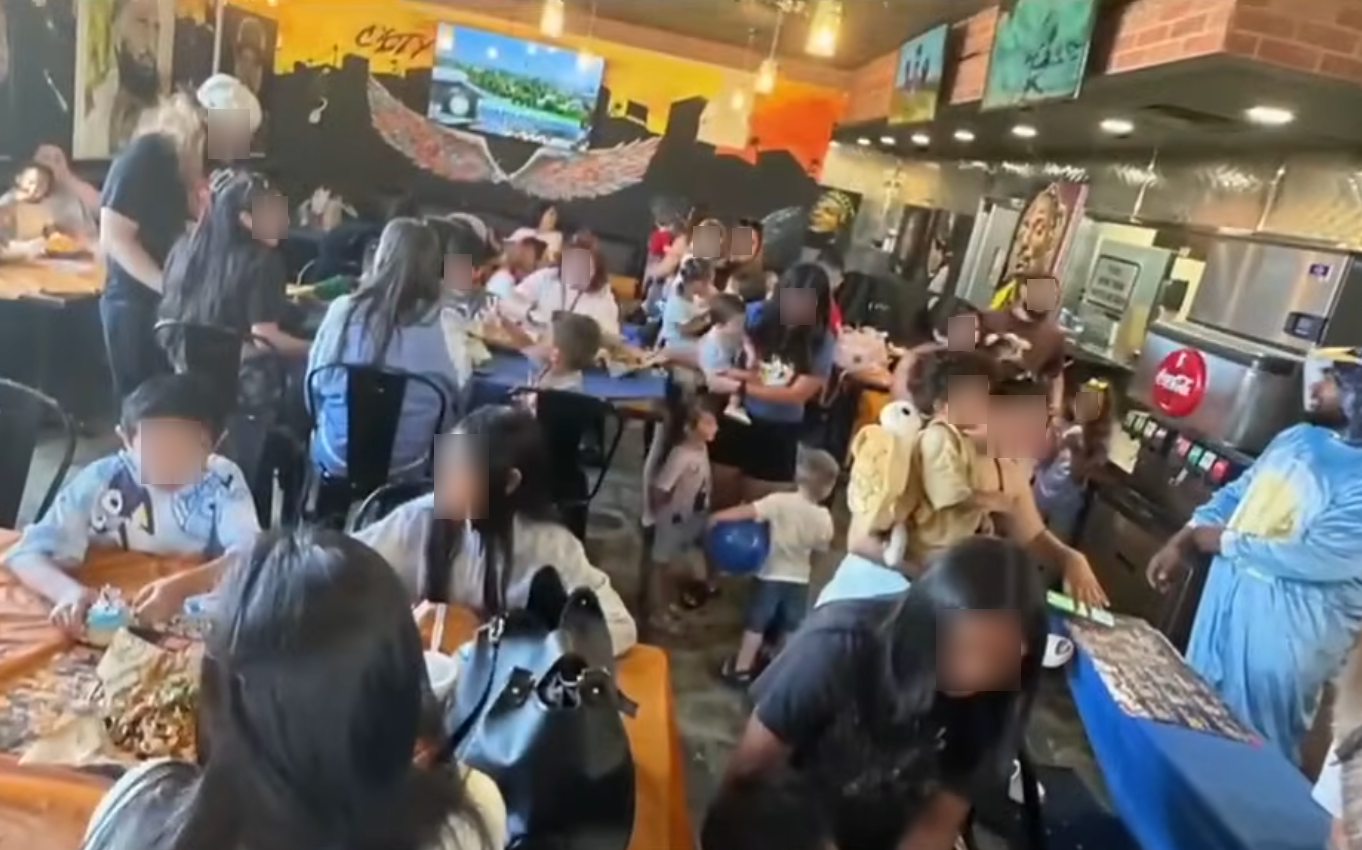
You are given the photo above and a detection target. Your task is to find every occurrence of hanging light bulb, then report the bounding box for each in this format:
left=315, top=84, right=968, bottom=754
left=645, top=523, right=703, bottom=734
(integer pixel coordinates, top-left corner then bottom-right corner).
left=754, top=57, right=778, bottom=94
left=540, top=0, right=565, bottom=38
left=730, top=88, right=747, bottom=110
left=805, top=0, right=842, bottom=57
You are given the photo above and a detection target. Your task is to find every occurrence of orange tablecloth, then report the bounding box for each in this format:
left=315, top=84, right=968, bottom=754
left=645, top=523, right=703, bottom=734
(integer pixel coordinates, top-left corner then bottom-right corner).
left=0, top=533, right=693, bottom=850
left=0, top=258, right=102, bottom=301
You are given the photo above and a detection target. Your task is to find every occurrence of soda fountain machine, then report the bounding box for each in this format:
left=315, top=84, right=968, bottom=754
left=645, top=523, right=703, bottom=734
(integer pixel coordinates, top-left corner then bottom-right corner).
left=1075, top=239, right=1362, bottom=651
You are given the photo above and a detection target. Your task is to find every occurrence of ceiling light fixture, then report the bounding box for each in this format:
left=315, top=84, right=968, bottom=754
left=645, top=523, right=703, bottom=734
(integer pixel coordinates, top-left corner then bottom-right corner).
left=1245, top=105, right=1294, bottom=126
left=1011, top=124, right=1037, bottom=139
left=856, top=137, right=872, bottom=146
left=910, top=133, right=930, bottom=146
left=1100, top=118, right=1134, bottom=135
left=805, top=0, right=843, bottom=57
left=755, top=11, right=786, bottom=94
left=539, top=0, right=565, bottom=38
left=953, top=129, right=975, bottom=142
left=880, top=135, right=895, bottom=145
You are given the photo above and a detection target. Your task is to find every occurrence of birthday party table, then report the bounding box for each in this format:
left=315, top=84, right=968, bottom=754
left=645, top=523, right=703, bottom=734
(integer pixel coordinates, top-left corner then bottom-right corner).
left=0, top=530, right=694, bottom=850
left=1065, top=619, right=1330, bottom=850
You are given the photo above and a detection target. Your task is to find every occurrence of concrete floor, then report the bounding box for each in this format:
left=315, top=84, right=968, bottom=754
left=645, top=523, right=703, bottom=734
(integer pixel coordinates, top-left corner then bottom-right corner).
left=17, top=425, right=1109, bottom=844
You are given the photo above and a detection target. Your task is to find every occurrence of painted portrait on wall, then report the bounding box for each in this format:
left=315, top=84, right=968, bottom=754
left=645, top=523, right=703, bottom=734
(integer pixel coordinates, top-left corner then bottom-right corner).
left=73, top=0, right=177, bottom=159
left=888, top=25, right=947, bottom=127
left=981, top=0, right=1098, bottom=111
left=220, top=3, right=277, bottom=153
left=804, top=186, right=862, bottom=253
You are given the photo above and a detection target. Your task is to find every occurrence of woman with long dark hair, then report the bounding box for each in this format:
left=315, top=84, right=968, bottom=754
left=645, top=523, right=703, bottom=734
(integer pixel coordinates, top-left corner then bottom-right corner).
left=307, top=218, right=458, bottom=479
left=353, top=405, right=637, bottom=654
left=79, top=526, right=505, bottom=850
left=160, top=170, right=306, bottom=356
left=718, top=536, right=1048, bottom=850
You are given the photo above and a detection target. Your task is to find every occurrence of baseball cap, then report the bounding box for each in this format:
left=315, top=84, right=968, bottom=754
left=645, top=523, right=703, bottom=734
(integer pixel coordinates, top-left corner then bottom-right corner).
left=197, top=73, right=262, bottom=133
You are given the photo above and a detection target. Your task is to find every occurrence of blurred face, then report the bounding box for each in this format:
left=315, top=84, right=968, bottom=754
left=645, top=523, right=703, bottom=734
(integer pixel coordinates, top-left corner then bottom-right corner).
left=121, top=418, right=212, bottom=490
left=1017, top=277, right=1058, bottom=321
left=1307, top=371, right=1347, bottom=429
left=206, top=110, right=253, bottom=162
left=14, top=167, right=51, bottom=204
left=988, top=395, right=1049, bottom=459
left=728, top=226, right=758, bottom=262
left=946, top=314, right=978, bottom=351
left=560, top=247, right=594, bottom=291
left=509, top=241, right=538, bottom=272
left=692, top=222, right=724, bottom=260
left=1073, top=386, right=1104, bottom=423
left=692, top=410, right=719, bottom=443
left=243, top=192, right=288, bottom=246
left=443, top=253, right=476, bottom=292
left=778, top=287, right=816, bottom=326
left=937, top=610, right=1027, bottom=695
left=434, top=434, right=508, bottom=521
left=941, top=376, right=989, bottom=428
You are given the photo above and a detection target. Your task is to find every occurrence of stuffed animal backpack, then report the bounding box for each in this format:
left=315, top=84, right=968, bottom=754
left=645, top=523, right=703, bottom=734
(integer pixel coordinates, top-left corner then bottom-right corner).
left=846, top=401, right=924, bottom=541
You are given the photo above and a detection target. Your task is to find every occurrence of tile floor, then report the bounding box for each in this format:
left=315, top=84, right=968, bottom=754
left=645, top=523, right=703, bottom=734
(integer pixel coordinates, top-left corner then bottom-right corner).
left=16, top=425, right=1110, bottom=846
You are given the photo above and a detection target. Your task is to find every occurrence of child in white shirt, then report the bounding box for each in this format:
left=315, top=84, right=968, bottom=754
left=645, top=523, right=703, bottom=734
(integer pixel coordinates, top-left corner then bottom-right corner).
left=658, top=257, right=716, bottom=362
left=697, top=292, right=753, bottom=424
left=711, top=447, right=840, bottom=685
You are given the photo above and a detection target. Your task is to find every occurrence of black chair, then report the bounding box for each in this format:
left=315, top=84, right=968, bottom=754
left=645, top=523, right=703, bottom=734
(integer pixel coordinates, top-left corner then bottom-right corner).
left=304, top=363, right=450, bottom=525
left=347, top=478, right=435, bottom=533
left=154, top=320, right=290, bottom=522
left=0, top=378, right=77, bottom=529
left=514, top=388, right=625, bottom=541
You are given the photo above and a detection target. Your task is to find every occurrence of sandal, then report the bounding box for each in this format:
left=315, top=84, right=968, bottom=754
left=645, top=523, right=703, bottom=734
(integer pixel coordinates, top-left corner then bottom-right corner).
left=718, top=656, right=755, bottom=688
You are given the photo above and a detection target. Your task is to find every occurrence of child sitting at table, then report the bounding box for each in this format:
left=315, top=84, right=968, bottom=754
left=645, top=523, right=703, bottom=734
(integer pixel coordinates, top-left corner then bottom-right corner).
left=646, top=395, right=718, bottom=635
left=529, top=311, right=603, bottom=393
left=2, top=374, right=260, bottom=636
left=712, top=447, right=839, bottom=686
left=658, top=257, right=717, bottom=363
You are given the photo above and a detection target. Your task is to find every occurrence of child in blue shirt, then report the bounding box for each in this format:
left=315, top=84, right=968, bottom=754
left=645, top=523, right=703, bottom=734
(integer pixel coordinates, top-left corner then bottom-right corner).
left=3, top=374, right=261, bottom=635
left=659, top=257, right=716, bottom=363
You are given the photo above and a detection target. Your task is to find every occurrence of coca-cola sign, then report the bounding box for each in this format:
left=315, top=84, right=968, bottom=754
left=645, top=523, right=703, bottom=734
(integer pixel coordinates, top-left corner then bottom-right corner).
left=1151, top=348, right=1207, bottom=417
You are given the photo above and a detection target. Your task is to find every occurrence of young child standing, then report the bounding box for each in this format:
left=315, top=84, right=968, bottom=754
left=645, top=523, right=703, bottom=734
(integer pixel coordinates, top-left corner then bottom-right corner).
left=2, top=374, right=261, bottom=635
left=1033, top=377, right=1113, bottom=540
left=647, top=397, right=719, bottom=635
left=713, top=447, right=840, bottom=685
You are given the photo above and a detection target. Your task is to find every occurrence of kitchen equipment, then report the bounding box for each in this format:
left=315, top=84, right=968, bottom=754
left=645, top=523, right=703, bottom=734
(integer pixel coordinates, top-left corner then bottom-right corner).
left=1128, top=319, right=1300, bottom=455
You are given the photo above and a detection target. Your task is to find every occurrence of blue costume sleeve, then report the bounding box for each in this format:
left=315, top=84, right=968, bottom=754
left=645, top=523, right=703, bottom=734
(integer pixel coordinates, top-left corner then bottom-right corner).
left=1189, top=468, right=1254, bottom=528
left=2, top=456, right=116, bottom=567
left=1221, top=484, right=1362, bottom=583
left=212, top=459, right=261, bottom=557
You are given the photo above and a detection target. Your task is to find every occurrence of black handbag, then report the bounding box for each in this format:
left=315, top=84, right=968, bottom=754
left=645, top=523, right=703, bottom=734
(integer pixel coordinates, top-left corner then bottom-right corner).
left=439, top=559, right=637, bottom=850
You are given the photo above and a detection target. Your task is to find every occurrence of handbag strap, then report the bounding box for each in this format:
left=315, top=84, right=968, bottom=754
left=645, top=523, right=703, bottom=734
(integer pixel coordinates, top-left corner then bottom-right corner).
left=446, top=621, right=504, bottom=750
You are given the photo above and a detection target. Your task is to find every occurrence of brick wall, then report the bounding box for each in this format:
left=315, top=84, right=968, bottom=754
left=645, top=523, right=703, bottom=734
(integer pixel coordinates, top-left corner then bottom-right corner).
left=1224, top=0, right=1362, bottom=84
left=1104, top=0, right=1236, bottom=74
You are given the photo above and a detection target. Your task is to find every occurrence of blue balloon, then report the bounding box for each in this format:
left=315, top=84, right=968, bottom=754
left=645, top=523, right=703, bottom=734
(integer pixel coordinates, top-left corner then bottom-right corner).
left=706, top=519, right=771, bottom=575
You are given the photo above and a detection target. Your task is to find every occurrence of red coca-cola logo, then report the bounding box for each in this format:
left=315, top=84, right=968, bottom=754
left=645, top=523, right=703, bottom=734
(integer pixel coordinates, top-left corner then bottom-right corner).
left=1151, top=348, right=1207, bottom=417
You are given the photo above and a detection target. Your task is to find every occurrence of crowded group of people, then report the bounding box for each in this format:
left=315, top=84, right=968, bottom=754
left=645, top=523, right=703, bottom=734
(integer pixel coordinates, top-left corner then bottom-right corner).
left=5, top=64, right=1362, bottom=850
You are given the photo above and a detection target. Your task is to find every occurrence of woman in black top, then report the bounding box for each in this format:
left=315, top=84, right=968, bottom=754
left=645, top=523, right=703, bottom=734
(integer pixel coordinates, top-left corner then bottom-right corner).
left=98, top=95, right=202, bottom=401
left=718, top=536, right=1048, bottom=850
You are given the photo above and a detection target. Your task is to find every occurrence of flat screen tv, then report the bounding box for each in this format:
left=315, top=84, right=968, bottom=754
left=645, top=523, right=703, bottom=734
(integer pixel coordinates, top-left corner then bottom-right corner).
left=427, top=23, right=605, bottom=151
left=981, top=0, right=1098, bottom=111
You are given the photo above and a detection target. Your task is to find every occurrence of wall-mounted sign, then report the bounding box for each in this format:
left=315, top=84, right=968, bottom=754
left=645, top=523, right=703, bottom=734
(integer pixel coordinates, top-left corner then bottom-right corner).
left=1082, top=254, right=1140, bottom=316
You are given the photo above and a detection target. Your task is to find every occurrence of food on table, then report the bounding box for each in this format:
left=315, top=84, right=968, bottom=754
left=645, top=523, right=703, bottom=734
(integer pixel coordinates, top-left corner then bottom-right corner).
left=104, top=665, right=198, bottom=761
left=83, top=589, right=132, bottom=648
left=43, top=231, right=82, bottom=256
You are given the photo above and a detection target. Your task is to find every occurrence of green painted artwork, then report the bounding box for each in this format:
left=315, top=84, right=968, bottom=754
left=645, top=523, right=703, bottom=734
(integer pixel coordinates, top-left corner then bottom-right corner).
left=982, top=0, right=1098, bottom=111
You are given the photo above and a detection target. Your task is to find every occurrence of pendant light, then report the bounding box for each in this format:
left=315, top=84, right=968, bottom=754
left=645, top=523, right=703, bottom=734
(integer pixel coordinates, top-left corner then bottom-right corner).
left=805, top=0, right=842, bottom=57
left=540, top=0, right=566, bottom=38
left=754, top=11, right=784, bottom=95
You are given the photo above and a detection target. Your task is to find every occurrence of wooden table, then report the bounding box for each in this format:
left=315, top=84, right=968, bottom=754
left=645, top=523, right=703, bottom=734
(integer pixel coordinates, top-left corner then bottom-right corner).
left=0, top=531, right=694, bottom=850
left=0, top=258, right=102, bottom=302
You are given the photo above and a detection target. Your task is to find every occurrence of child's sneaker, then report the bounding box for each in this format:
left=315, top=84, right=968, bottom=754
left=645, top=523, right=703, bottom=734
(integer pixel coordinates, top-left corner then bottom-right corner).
left=724, top=400, right=751, bottom=425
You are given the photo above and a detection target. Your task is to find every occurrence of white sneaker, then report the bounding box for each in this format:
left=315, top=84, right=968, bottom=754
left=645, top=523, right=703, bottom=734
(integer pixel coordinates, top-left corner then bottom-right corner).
left=724, top=404, right=751, bottom=425
left=1008, top=759, right=1046, bottom=804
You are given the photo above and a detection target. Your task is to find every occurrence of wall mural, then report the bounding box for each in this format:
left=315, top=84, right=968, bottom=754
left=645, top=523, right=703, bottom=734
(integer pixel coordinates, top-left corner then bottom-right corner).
left=73, top=0, right=179, bottom=159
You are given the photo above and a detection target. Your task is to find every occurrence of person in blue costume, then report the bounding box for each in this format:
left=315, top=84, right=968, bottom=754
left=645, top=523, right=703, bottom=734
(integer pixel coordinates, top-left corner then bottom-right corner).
left=1148, top=346, right=1362, bottom=762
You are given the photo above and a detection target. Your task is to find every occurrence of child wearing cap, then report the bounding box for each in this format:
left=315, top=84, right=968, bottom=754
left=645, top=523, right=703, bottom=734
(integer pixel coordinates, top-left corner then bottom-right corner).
left=3, top=374, right=261, bottom=635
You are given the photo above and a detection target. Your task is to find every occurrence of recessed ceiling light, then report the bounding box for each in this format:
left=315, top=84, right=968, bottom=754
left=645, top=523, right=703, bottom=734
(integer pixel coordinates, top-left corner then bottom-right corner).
left=1011, top=124, right=1037, bottom=139
left=879, top=136, right=895, bottom=145
left=1245, top=105, right=1294, bottom=126
left=910, top=133, right=930, bottom=146
left=829, top=140, right=840, bottom=147
left=953, top=129, right=975, bottom=142
left=1100, top=117, right=1134, bottom=135
left=856, top=137, right=872, bottom=146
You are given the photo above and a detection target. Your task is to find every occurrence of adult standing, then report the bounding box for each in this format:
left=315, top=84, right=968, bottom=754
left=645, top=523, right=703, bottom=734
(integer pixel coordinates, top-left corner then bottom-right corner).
left=1148, top=346, right=1362, bottom=761
left=976, top=272, right=1067, bottom=415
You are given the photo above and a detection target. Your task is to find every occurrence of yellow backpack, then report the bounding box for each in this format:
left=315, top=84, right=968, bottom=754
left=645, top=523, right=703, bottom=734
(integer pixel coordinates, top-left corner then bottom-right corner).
left=847, top=405, right=923, bottom=534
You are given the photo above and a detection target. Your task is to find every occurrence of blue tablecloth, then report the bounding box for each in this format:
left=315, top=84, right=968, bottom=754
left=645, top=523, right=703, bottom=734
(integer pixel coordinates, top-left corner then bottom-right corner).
left=473, top=351, right=667, bottom=402
left=1065, top=627, right=1330, bottom=850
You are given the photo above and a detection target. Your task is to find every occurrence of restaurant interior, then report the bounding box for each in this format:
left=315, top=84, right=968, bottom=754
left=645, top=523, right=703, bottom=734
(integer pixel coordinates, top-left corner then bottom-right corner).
left=4, top=0, right=1362, bottom=848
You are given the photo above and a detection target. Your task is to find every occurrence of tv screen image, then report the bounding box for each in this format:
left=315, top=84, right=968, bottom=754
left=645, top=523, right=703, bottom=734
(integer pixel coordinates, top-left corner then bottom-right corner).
left=428, top=23, right=605, bottom=151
